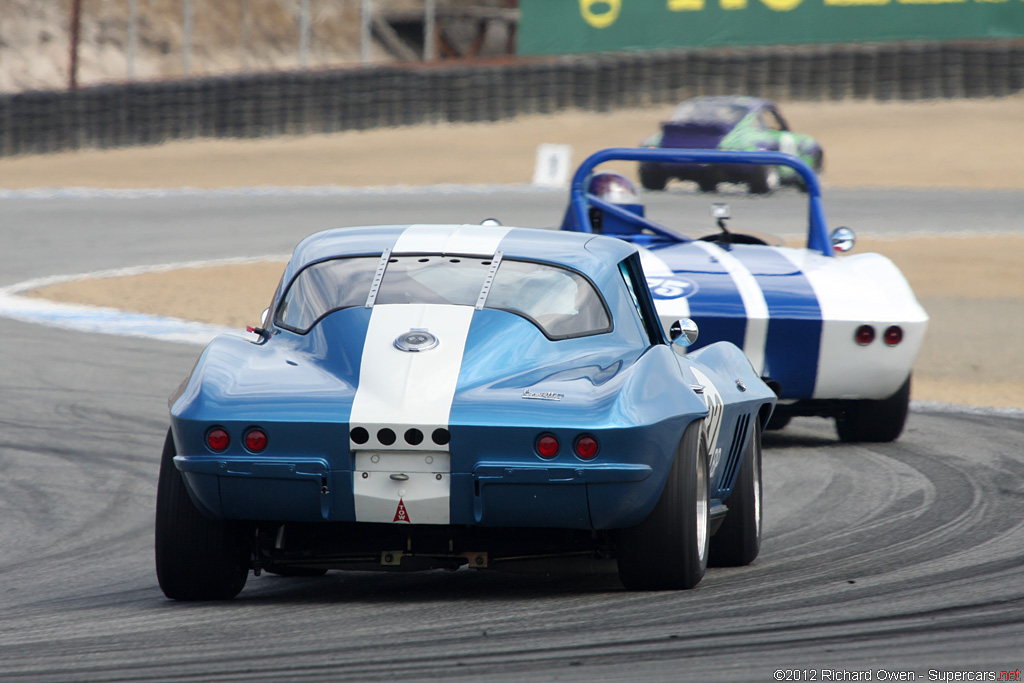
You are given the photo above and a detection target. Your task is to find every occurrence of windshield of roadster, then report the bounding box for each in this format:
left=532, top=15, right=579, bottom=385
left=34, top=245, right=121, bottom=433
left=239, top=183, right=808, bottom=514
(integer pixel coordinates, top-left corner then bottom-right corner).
left=274, top=254, right=611, bottom=339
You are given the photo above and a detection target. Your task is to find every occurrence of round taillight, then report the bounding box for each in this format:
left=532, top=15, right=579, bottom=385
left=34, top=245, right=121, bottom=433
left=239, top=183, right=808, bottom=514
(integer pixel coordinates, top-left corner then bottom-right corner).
left=244, top=428, right=267, bottom=453
left=535, top=434, right=559, bottom=459
left=377, top=428, right=396, bottom=446
left=884, top=325, right=903, bottom=346
left=575, top=435, right=599, bottom=460
left=405, top=428, right=424, bottom=446
left=206, top=427, right=229, bottom=453
left=855, top=324, right=875, bottom=346
left=432, top=428, right=451, bottom=446
left=350, top=427, right=369, bottom=444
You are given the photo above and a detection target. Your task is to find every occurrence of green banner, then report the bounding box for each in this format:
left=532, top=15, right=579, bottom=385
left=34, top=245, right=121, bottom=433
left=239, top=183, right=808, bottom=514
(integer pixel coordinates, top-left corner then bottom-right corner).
left=518, top=0, right=1024, bottom=54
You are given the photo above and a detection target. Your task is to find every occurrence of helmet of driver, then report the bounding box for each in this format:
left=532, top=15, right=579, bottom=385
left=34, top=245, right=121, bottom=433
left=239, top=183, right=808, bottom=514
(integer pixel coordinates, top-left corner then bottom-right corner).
left=587, top=171, right=640, bottom=205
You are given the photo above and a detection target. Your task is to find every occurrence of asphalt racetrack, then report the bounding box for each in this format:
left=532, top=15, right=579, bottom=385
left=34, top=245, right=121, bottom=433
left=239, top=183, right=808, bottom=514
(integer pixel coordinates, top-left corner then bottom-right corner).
left=1, top=188, right=1023, bottom=681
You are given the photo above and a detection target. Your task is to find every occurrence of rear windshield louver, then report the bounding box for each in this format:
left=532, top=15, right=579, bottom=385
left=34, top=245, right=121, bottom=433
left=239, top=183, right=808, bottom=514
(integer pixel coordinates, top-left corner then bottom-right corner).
left=719, top=413, right=751, bottom=492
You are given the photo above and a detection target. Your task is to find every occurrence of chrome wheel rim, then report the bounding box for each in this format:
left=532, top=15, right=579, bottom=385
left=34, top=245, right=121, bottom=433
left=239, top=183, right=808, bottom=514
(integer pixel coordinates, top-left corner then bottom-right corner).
left=753, top=439, right=762, bottom=539
left=696, top=447, right=709, bottom=563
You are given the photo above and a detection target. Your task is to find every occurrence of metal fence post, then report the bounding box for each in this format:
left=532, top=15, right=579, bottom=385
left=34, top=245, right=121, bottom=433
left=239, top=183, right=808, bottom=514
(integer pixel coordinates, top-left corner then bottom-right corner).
left=299, top=0, right=311, bottom=67
left=425, top=0, right=436, bottom=62
left=69, top=0, right=82, bottom=89
left=183, top=0, right=193, bottom=76
left=361, top=0, right=372, bottom=63
left=127, top=0, right=138, bottom=79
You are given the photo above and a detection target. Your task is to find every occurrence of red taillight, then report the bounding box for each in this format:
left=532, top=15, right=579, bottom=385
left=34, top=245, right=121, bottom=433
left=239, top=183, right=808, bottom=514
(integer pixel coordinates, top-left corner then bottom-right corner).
left=884, top=325, right=903, bottom=346
left=536, top=434, right=559, bottom=459
left=206, top=427, right=229, bottom=452
left=855, top=324, right=875, bottom=346
left=244, top=428, right=268, bottom=453
left=574, top=435, right=599, bottom=460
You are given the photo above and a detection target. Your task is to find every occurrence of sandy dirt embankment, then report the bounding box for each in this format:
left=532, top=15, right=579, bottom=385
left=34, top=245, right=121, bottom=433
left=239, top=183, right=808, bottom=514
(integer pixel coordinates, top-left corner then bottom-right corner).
left=4, top=97, right=1023, bottom=409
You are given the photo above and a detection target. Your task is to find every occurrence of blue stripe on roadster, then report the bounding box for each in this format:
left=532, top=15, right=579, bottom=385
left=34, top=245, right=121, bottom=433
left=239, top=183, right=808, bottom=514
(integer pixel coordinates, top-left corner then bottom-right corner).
left=730, top=246, right=822, bottom=398
left=647, top=243, right=747, bottom=353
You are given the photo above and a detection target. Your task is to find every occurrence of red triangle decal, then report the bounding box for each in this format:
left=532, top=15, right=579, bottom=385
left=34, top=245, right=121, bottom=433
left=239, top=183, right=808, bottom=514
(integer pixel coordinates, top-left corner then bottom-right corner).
left=393, top=498, right=411, bottom=523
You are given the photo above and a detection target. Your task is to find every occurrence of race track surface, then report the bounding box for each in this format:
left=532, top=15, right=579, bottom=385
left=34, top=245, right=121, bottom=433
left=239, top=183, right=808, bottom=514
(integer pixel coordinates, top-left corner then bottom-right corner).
left=1, top=189, right=1022, bottom=681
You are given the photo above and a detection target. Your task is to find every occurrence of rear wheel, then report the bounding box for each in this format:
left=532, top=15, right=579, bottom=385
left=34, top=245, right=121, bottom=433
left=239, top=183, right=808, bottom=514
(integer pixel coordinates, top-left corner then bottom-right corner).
left=836, top=376, right=911, bottom=443
left=710, top=418, right=762, bottom=567
left=765, top=408, right=791, bottom=431
left=748, top=165, right=780, bottom=194
left=616, top=421, right=709, bottom=590
left=155, top=429, right=249, bottom=600
left=697, top=178, right=718, bottom=193
left=639, top=163, right=668, bottom=191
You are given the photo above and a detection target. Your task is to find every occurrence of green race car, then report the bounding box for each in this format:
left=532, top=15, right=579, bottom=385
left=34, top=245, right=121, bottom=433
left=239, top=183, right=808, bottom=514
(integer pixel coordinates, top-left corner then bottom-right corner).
left=639, top=96, right=824, bottom=194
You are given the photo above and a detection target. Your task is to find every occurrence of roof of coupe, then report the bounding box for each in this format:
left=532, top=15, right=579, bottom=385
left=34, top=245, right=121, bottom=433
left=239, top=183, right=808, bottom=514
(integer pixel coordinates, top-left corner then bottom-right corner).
left=281, top=224, right=638, bottom=285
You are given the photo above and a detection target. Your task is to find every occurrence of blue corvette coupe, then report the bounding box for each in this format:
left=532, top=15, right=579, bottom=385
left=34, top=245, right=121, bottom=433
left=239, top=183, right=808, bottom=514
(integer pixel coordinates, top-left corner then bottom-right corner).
left=156, top=224, right=776, bottom=600
left=563, top=148, right=929, bottom=443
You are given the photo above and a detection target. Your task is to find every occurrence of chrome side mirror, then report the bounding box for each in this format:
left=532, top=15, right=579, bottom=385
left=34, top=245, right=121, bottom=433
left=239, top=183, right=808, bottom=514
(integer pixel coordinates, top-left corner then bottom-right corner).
left=261, top=308, right=270, bottom=325
left=669, top=318, right=699, bottom=348
left=831, top=227, right=856, bottom=253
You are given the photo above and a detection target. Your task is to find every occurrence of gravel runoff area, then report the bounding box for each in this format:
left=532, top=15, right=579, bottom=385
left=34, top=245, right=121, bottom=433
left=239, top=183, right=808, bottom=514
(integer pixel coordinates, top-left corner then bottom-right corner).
left=3, top=96, right=1023, bottom=409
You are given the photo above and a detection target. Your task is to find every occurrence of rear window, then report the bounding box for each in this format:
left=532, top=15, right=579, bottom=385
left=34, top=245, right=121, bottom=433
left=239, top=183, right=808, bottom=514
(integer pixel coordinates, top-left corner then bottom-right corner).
left=275, top=254, right=611, bottom=339
left=670, top=101, right=749, bottom=126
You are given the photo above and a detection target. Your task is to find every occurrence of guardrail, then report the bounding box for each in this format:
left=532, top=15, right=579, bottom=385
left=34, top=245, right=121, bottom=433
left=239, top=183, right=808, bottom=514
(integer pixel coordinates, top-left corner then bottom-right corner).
left=1, top=40, right=1021, bottom=157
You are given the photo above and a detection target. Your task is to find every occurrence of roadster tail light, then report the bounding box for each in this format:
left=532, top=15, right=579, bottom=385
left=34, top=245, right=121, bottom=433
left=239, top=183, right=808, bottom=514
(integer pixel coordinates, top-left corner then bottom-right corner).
left=574, top=435, right=599, bottom=460
left=206, top=427, right=229, bottom=453
left=884, top=325, right=903, bottom=346
left=855, top=324, right=875, bottom=346
left=535, top=434, right=559, bottom=459
left=244, top=428, right=268, bottom=453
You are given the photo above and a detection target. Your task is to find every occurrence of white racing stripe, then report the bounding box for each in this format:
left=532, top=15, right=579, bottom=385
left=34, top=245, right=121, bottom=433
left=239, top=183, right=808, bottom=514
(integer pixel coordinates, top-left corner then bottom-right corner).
left=349, top=303, right=474, bottom=435
left=350, top=303, right=474, bottom=525
left=394, top=224, right=511, bottom=256
left=691, top=241, right=769, bottom=375
left=351, top=224, right=509, bottom=525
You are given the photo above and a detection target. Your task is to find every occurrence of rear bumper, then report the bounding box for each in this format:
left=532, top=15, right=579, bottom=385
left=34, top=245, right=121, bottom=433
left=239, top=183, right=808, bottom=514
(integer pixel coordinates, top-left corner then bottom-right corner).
left=175, top=455, right=657, bottom=531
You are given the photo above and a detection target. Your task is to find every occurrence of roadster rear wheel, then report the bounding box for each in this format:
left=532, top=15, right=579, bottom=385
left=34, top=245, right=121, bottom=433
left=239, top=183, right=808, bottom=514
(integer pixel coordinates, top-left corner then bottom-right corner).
left=836, top=376, right=911, bottom=443
left=616, top=420, right=709, bottom=590
left=155, top=428, right=249, bottom=600
left=639, top=163, right=668, bottom=191
left=748, top=165, right=780, bottom=194
left=710, top=418, right=762, bottom=567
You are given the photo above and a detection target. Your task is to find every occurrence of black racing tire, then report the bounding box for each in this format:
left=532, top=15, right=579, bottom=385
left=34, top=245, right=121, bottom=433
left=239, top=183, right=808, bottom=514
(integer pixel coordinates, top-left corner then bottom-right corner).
left=835, top=376, right=911, bottom=443
left=155, top=428, right=250, bottom=601
left=639, top=163, right=668, bottom=191
left=709, top=418, right=762, bottom=567
left=765, top=407, right=791, bottom=431
left=748, top=165, right=780, bottom=195
left=697, top=178, right=718, bottom=193
left=616, top=420, right=709, bottom=590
